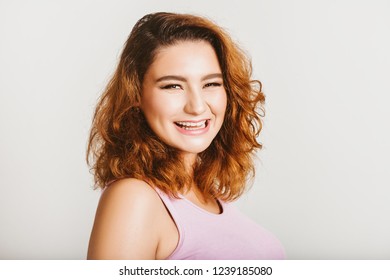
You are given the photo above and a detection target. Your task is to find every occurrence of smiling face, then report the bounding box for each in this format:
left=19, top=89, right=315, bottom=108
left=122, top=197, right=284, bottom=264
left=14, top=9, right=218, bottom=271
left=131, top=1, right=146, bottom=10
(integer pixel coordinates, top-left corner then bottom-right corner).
left=141, top=40, right=227, bottom=162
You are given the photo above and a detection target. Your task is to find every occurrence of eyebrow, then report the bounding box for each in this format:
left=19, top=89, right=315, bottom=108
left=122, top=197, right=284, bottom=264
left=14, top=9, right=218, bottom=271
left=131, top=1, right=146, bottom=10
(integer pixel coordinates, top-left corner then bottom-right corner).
left=155, top=73, right=223, bottom=83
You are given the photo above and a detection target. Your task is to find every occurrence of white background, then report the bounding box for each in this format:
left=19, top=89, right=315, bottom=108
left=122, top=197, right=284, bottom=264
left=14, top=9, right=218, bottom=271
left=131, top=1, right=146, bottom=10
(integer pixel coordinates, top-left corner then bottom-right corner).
left=0, top=0, right=389, bottom=259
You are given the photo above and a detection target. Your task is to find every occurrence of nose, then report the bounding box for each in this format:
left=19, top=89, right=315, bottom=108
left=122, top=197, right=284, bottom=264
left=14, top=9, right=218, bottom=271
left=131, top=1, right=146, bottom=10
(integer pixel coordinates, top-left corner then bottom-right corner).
left=184, top=88, right=207, bottom=115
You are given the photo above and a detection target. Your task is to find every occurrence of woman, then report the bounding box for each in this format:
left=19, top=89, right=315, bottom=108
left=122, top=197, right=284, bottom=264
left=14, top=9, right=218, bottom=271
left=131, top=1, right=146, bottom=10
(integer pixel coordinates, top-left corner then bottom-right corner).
left=87, top=12, right=285, bottom=260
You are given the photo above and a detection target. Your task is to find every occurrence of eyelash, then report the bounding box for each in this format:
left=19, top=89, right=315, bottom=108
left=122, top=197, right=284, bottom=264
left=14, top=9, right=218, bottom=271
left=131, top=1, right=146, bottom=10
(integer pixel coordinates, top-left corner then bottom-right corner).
left=160, top=84, right=182, bottom=90
left=204, top=82, right=222, bottom=88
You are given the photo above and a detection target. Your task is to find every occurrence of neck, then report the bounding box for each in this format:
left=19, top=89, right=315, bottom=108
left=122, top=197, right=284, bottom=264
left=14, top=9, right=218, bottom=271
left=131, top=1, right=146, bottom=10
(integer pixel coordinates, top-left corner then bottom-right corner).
left=181, top=152, right=197, bottom=174
left=183, top=181, right=208, bottom=204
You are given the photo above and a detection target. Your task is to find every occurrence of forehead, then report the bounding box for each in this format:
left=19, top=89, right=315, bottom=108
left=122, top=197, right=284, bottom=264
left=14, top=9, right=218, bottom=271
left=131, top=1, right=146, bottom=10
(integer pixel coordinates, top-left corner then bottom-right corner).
left=146, top=40, right=222, bottom=77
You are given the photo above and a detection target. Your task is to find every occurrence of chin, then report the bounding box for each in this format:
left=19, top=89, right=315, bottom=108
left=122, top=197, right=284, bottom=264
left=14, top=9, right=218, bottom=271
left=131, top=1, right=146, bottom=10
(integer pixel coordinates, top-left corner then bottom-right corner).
left=179, top=146, right=209, bottom=154
left=176, top=141, right=213, bottom=155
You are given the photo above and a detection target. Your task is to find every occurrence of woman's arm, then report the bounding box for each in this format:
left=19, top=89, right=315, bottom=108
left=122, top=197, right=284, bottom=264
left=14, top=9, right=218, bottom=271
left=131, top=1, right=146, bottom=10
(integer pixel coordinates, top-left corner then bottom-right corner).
left=87, top=178, right=162, bottom=259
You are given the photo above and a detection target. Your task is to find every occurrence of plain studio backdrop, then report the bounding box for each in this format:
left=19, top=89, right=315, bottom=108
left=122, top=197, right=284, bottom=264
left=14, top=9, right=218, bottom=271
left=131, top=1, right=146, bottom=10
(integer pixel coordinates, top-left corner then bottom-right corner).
left=0, top=0, right=389, bottom=259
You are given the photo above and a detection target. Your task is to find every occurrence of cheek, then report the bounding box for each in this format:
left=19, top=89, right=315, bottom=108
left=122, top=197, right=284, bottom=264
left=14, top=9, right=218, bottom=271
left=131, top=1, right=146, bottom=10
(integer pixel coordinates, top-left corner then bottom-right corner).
left=211, top=91, right=228, bottom=116
left=221, top=93, right=228, bottom=114
left=142, top=93, right=179, bottom=122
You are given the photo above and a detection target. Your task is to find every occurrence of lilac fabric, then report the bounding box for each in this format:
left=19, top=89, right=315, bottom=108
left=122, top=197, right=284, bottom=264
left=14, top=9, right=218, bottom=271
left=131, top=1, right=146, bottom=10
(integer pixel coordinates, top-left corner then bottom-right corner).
left=154, top=188, right=286, bottom=260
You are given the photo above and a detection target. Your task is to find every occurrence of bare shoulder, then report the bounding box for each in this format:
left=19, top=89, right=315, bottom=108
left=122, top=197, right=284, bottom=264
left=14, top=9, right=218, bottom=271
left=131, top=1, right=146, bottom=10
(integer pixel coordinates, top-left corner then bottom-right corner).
left=87, top=178, right=164, bottom=260
left=100, top=178, right=160, bottom=207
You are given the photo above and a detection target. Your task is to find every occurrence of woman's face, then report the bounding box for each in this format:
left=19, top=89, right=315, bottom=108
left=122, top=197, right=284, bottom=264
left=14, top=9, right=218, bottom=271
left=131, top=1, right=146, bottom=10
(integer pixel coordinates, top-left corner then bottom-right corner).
left=141, top=40, right=227, bottom=159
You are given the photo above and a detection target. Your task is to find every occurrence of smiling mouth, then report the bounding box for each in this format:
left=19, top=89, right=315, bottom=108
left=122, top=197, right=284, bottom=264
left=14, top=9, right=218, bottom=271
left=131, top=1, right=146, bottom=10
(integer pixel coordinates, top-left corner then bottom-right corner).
left=174, top=120, right=209, bottom=130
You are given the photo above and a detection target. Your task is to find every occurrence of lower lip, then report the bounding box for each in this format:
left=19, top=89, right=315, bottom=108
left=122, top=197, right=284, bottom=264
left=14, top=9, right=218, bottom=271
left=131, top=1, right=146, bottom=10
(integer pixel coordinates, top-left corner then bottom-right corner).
left=174, top=120, right=211, bottom=135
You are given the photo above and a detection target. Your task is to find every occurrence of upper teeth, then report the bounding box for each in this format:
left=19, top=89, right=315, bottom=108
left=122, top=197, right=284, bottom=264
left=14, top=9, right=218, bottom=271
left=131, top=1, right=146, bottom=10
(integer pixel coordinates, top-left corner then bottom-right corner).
left=176, top=120, right=207, bottom=127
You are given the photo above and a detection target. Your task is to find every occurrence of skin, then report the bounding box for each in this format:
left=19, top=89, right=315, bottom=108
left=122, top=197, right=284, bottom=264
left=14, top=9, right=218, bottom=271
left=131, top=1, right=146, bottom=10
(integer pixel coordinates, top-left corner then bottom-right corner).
left=87, top=40, right=227, bottom=260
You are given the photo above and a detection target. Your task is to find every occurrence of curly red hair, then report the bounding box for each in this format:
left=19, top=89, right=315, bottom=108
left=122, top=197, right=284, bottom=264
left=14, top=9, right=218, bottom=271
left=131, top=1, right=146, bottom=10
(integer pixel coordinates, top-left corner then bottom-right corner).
left=87, top=12, right=265, bottom=201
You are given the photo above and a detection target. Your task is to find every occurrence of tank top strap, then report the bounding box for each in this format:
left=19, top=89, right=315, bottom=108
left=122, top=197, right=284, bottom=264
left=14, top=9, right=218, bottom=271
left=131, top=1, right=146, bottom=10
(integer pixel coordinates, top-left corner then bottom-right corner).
left=153, top=188, right=182, bottom=224
left=153, top=188, right=186, bottom=257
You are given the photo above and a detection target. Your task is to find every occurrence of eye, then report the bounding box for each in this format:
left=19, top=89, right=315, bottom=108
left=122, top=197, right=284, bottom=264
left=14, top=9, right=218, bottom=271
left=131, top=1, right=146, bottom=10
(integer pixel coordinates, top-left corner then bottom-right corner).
left=204, top=82, right=222, bottom=88
left=160, top=84, right=182, bottom=90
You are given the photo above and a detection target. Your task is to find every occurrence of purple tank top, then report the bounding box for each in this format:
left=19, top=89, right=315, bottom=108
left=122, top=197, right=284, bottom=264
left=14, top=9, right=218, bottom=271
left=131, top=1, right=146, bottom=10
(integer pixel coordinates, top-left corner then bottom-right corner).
left=154, top=188, right=286, bottom=260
